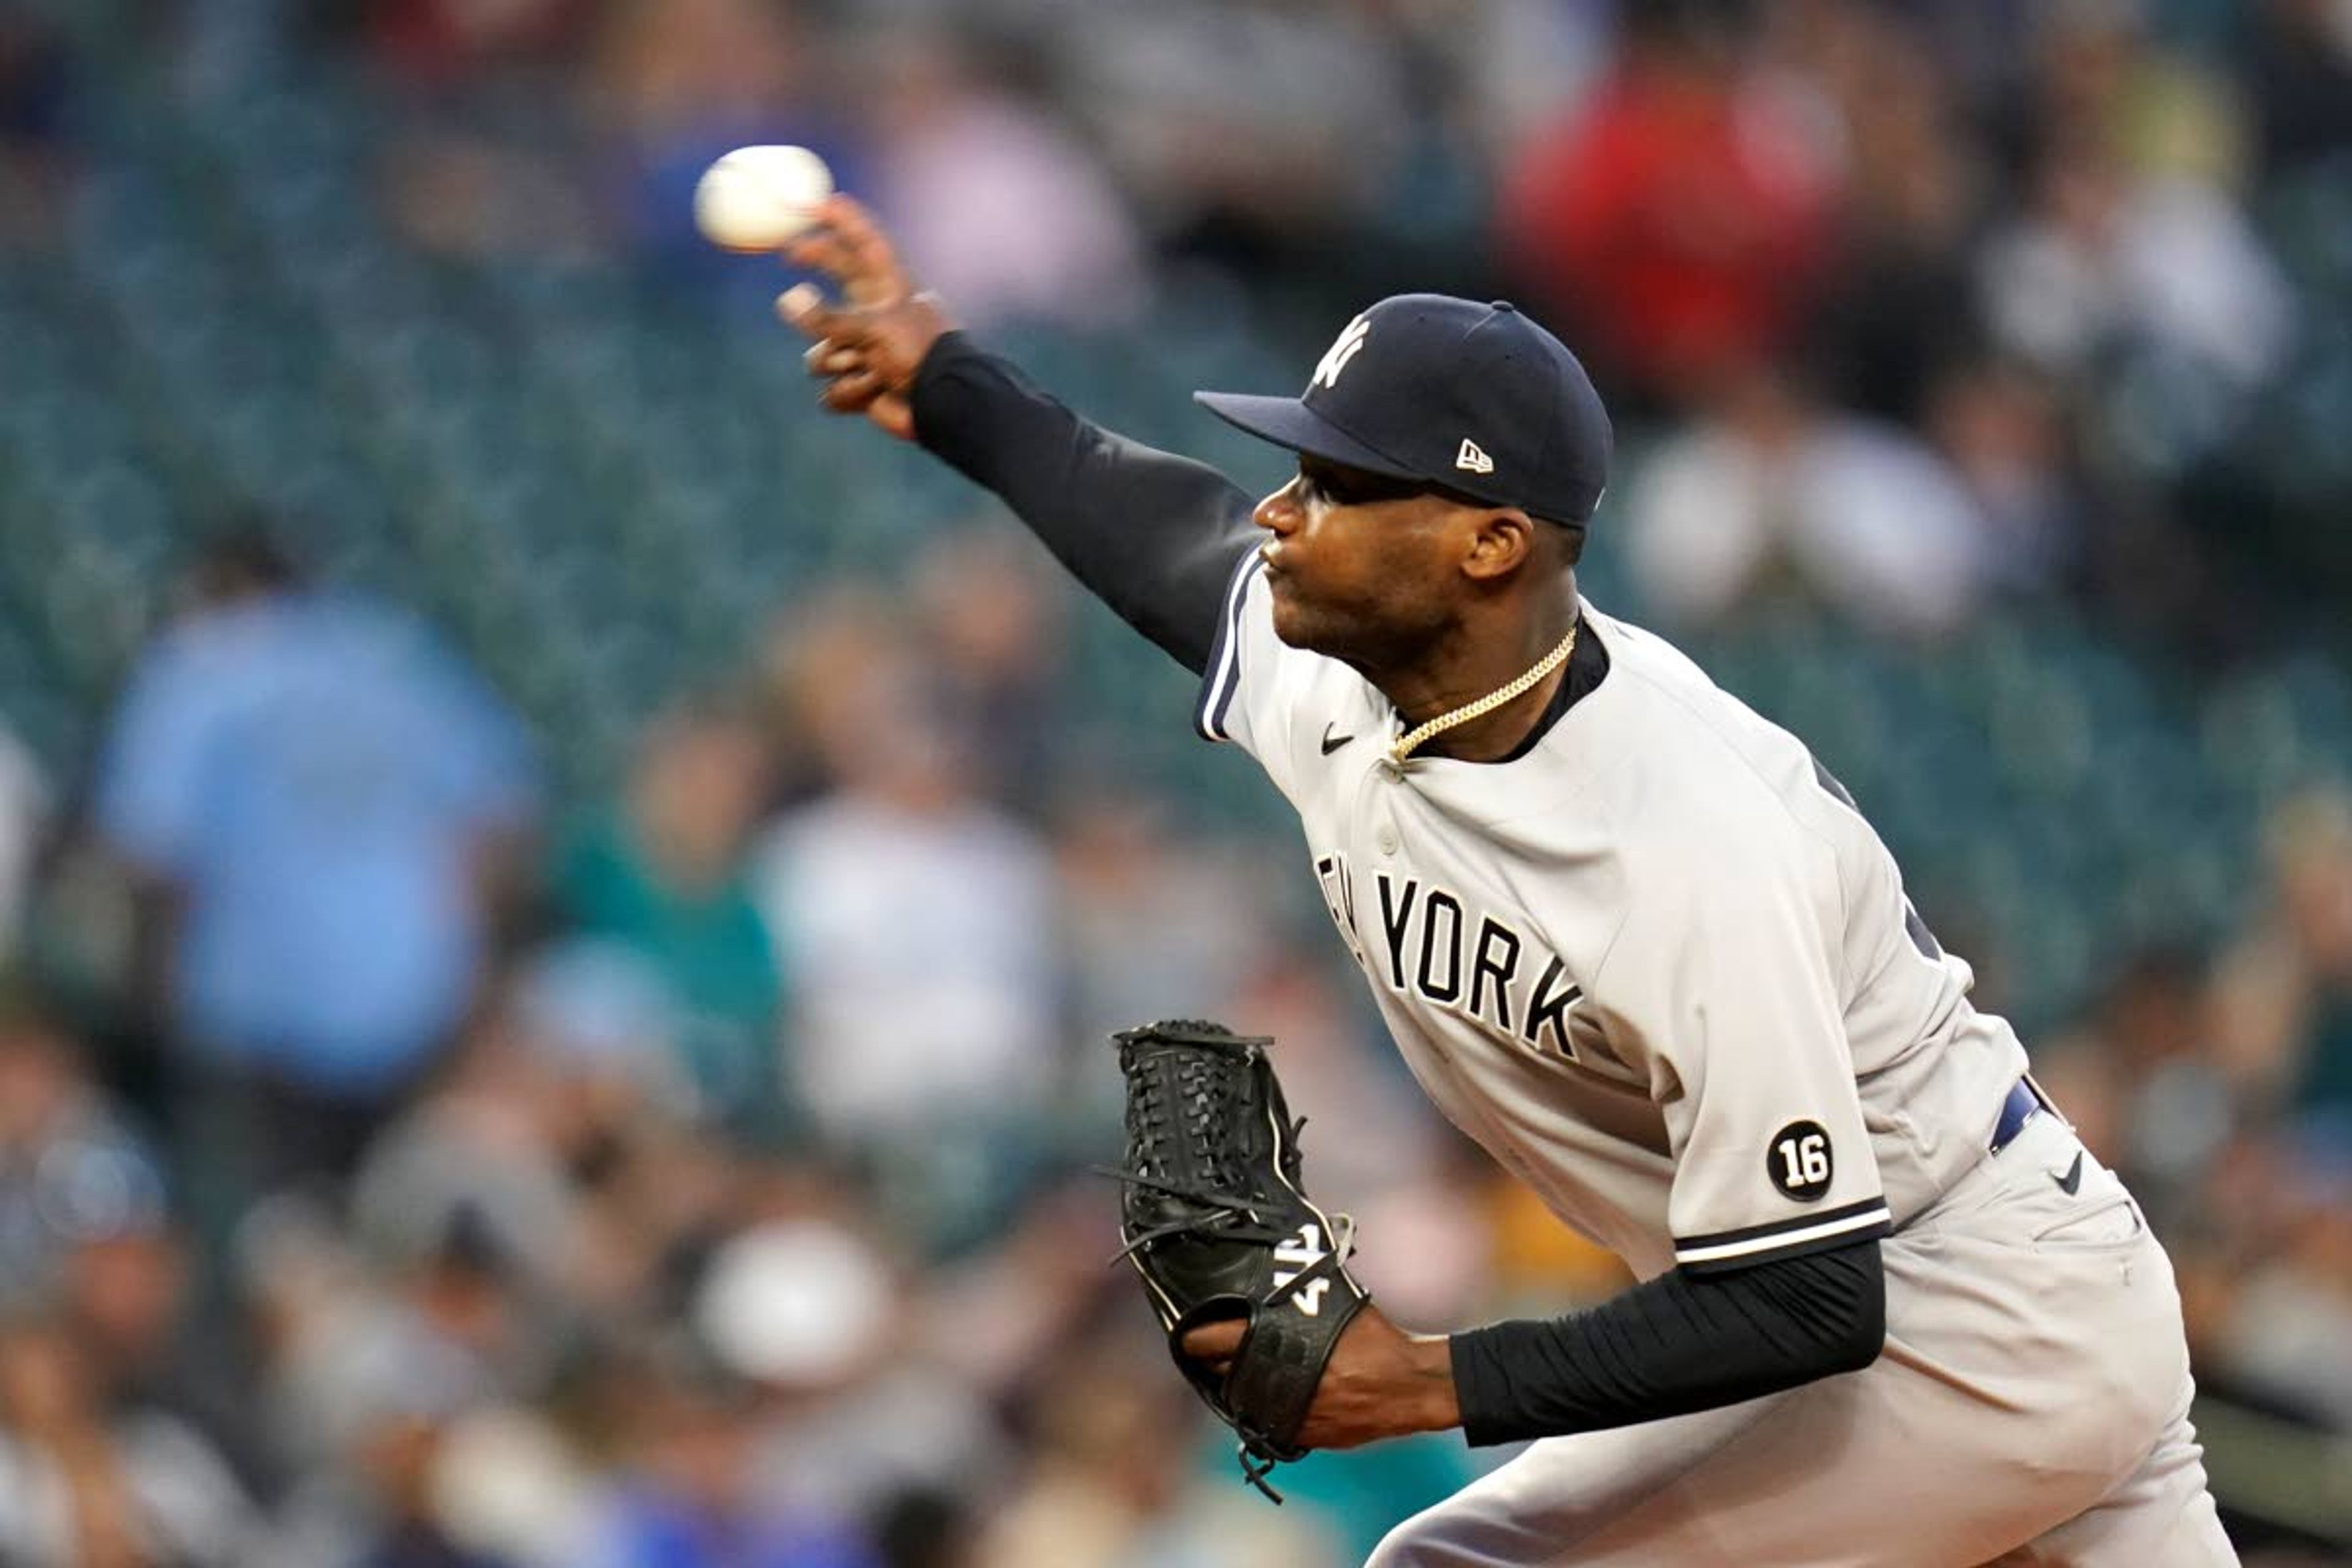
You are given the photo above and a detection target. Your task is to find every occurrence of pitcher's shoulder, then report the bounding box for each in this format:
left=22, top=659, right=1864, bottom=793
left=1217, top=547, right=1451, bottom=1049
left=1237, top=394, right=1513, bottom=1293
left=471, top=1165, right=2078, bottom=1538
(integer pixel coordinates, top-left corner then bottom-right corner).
left=1569, top=623, right=1839, bottom=859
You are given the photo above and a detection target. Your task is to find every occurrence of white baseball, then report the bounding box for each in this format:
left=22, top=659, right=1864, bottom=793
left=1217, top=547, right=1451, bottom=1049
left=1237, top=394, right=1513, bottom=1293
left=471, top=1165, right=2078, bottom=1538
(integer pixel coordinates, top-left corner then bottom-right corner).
left=693, top=145, right=835, bottom=252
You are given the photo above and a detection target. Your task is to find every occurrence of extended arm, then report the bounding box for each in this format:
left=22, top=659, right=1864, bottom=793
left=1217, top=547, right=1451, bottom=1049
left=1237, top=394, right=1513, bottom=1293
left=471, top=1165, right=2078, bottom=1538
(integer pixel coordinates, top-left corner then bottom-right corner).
left=777, top=197, right=1257, bottom=677
left=910, top=335, right=1256, bottom=676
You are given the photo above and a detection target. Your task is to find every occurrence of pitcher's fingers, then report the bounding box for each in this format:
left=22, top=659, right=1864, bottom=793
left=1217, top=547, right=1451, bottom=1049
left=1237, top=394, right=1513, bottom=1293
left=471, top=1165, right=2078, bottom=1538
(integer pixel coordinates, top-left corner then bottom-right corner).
left=820, top=368, right=889, bottom=413
left=819, top=195, right=913, bottom=305
left=801, top=339, right=864, bottom=378
left=782, top=223, right=861, bottom=286
left=777, top=284, right=870, bottom=346
left=777, top=282, right=828, bottom=332
left=1180, top=1321, right=1248, bottom=1362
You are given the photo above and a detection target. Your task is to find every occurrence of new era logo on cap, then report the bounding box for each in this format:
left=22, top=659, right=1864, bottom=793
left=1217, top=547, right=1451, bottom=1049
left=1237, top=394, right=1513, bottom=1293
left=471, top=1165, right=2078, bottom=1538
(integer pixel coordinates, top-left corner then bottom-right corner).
left=1193, top=295, right=1613, bottom=525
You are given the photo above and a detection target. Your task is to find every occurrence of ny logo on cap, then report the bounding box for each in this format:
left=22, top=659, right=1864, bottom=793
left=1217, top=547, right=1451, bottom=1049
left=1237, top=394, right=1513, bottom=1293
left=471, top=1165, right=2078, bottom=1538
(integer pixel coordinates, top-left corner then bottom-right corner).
left=1456, top=438, right=1494, bottom=475
left=1313, top=315, right=1371, bottom=390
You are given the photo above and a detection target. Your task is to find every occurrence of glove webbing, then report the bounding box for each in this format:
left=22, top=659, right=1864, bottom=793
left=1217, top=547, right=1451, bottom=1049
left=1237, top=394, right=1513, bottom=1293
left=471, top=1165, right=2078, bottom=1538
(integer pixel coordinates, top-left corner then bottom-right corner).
left=1099, top=1156, right=1316, bottom=1257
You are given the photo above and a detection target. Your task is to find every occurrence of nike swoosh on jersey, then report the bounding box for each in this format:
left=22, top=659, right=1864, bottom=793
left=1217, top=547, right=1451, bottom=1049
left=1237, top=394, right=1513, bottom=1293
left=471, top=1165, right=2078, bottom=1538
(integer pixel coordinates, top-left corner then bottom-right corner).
left=1321, top=724, right=1353, bottom=755
left=2051, top=1152, right=2084, bottom=1196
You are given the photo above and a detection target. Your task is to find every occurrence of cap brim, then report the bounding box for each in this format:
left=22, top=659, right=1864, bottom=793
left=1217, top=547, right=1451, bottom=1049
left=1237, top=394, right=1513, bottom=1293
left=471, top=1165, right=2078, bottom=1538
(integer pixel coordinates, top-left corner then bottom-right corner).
left=1192, top=391, right=1425, bottom=481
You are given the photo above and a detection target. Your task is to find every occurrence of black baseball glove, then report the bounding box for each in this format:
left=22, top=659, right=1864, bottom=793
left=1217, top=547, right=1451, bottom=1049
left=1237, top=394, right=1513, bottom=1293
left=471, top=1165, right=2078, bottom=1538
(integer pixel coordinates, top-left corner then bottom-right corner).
left=1103, top=1019, right=1370, bottom=1498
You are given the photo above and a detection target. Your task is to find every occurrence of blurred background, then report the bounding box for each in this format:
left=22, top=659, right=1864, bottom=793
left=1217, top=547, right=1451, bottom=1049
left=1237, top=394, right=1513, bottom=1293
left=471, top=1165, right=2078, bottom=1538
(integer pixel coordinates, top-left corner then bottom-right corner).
left=0, top=0, right=2347, bottom=1561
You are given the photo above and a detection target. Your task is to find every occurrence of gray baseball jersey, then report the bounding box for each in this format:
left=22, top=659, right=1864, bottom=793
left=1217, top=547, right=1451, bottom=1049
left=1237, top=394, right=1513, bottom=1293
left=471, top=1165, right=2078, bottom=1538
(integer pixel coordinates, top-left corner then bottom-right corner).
left=1200, top=568, right=2026, bottom=1283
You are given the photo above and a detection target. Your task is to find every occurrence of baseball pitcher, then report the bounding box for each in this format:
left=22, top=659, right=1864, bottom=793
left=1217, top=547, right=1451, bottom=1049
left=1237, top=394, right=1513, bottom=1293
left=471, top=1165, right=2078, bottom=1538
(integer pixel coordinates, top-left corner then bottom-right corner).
left=776, top=195, right=2239, bottom=1566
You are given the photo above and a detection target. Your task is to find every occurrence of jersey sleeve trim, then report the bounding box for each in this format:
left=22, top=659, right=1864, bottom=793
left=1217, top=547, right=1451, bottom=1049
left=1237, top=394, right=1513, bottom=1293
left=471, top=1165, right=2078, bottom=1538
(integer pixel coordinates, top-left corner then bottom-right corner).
left=1673, top=1197, right=1891, bottom=1275
left=1193, top=549, right=1264, bottom=742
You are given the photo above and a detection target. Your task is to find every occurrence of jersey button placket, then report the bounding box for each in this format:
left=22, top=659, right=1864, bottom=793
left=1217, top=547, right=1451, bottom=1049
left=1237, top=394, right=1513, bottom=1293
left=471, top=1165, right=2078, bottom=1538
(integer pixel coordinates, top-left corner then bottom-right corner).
left=1348, top=750, right=1402, bottom=860
left=1369, top=758, right=1403, bottom=856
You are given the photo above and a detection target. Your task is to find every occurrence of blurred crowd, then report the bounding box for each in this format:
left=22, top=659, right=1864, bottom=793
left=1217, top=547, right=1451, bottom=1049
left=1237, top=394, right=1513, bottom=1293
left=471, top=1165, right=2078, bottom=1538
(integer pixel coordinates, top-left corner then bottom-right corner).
left=0, top=520, right=1538, bottom=1568
left=9, top=0, right=2344, bottom=642
left=274, top=0, right=2352, bottom=646
left=0, top=0, right=2347, bottom=1563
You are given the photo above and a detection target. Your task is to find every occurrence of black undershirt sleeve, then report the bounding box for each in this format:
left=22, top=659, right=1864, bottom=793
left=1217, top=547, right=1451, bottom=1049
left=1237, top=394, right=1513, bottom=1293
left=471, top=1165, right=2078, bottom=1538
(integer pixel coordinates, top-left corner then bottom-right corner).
left=909, top=332, right=1260, bottom=678
left=1448, top=1234, right=1886, bottom=1447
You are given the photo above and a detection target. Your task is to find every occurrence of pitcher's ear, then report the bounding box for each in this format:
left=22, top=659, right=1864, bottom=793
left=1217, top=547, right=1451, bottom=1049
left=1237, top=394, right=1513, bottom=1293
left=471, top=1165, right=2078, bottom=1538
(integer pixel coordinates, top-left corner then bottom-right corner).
left=1460, top=508, right=1538, bottom=583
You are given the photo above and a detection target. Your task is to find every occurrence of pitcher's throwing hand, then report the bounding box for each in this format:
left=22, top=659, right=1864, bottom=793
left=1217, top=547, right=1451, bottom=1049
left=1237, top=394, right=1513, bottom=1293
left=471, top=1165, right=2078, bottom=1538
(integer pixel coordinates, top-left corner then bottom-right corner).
left=775, top=195, right=952, bottom=441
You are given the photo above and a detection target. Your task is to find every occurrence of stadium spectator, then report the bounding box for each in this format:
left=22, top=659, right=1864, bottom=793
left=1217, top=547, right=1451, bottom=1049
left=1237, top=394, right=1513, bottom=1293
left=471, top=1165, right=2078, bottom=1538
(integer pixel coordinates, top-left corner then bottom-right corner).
left=709, top=1213, right=1002, bottom=1535
left=580, top=1337, right=880, bottom=1568
left=349, top=942, right=695, bottom=1322
left=2037, top=945, right=2234, bottom=1232
left=1051, top=791, right=1268, bottom=1061
left=907, top=527, right=1070, bottom=813
left=1624, top=360, right=1994, bottom=639
left=0, top=1310, right=262, bottom=1566
left=2210, top=789, right=2352, bottom=1121
left=1498, top=2, right=1839, bottom=406
left=2205, top=1130, right=2352, bottom=1434
left=257, top=1302, right=515, bottom=1568
left=1921, top=356, right=2085, bottom=597
left=589, top=0, right=870, bottom=302
left=552, top=699, right=785, bottom=1144
left=860, top=31, right=1145, bottom=330
left=0, top=1002, right=165, bottom=1307
left=91, top=530, right=538, bottom=1226
left=752, top=654, right=1061, bottom=1251
left=1973, top=129, right=2294, bottom=401
left=1056, top=0, right=1420, bottom=289
left=752, top=585, right=906, bottom=810
left=970, top=1326, right=1348, bottom=1568
left=1774, top=1, right=1988, bottom=424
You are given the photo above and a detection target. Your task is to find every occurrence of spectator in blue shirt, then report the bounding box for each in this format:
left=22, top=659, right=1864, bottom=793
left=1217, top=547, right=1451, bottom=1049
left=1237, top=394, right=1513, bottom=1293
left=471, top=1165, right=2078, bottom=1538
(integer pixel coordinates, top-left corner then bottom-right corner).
left=94, top=531, right=537, bottom=1223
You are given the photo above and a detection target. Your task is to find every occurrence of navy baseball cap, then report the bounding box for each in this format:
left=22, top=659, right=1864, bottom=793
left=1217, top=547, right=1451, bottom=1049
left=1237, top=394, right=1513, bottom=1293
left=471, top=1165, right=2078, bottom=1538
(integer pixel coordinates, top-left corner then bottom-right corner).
left=1195, top=295, right=1613, bottom=524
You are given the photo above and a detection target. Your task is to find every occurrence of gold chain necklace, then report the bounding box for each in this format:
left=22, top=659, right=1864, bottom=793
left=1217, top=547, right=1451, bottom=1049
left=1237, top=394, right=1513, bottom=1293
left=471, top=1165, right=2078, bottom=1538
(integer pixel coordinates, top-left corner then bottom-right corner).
left=1391, top=619, right=1578, bottom=764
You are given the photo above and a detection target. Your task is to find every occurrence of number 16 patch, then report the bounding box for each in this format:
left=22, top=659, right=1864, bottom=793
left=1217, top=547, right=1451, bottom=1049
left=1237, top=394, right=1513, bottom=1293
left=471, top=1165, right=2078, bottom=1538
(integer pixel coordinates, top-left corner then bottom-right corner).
left=1768, top=1120, right=1834, bottom=1202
